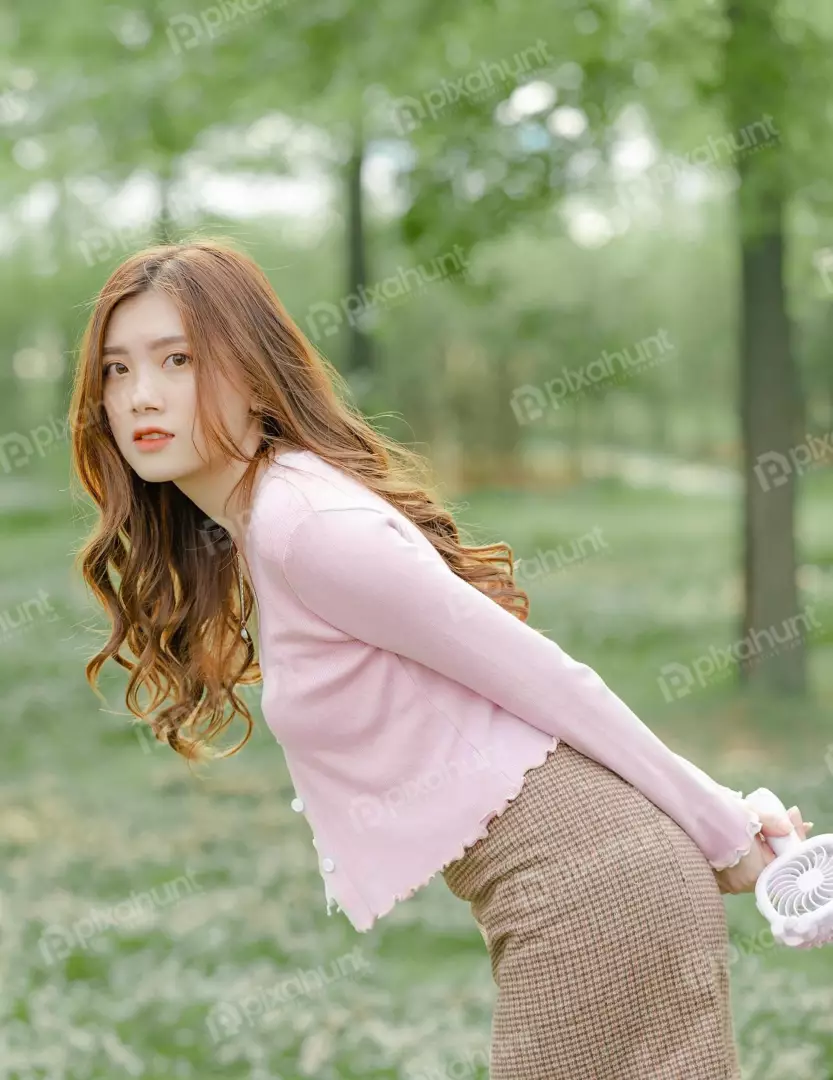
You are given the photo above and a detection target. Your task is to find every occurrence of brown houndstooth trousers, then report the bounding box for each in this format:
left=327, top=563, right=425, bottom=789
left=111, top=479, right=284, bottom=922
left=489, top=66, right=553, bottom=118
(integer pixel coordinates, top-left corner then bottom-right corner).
left=441, top=741, right=742, bottom=1079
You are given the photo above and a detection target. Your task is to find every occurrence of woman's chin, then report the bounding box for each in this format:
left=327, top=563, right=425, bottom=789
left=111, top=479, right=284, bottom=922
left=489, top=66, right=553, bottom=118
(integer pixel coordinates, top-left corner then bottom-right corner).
left=128, top=452, right=196, bottom=484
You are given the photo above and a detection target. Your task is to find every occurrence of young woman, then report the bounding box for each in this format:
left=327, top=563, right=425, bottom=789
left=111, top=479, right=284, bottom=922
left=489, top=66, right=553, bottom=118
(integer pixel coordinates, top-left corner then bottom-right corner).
left=70, top=238, right=811, bottom=1080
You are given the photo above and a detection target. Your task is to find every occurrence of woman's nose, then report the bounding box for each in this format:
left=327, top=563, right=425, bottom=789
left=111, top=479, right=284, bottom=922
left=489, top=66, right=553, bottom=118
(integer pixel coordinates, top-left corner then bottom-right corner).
left=129, top=367, right=165, bottom=411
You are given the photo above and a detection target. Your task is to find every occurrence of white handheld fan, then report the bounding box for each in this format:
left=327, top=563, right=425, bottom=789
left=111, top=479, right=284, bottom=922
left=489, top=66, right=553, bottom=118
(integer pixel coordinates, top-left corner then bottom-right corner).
left=743, top=786, right=833, bottom=949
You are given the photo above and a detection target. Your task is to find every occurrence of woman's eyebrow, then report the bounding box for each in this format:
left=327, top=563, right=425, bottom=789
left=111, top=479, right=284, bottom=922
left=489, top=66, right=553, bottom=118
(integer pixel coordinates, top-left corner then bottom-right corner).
left=102, top=334, right=189, bottom=357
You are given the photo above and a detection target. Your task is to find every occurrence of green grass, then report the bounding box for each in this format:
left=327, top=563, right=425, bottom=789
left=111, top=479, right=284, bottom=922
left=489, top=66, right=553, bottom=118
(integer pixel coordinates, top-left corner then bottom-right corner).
left=2, top=460, right=833, bottom=1079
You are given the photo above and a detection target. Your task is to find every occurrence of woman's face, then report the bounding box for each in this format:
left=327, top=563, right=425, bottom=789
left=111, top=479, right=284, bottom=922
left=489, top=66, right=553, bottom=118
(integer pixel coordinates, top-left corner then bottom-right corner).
left=101, top=288, right=255, bottom=485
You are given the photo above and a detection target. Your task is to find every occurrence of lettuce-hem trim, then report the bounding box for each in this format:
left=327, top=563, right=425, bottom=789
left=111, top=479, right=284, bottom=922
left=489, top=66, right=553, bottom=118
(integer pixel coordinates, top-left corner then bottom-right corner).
left=342, top=737, right=561, bottom=933
left=708, top=811, right=764, bottom=872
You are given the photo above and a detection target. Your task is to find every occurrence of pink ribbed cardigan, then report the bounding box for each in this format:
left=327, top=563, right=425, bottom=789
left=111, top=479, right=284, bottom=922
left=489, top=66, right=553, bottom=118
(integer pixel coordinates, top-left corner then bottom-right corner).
left=241, top=449, right=763, bottom=932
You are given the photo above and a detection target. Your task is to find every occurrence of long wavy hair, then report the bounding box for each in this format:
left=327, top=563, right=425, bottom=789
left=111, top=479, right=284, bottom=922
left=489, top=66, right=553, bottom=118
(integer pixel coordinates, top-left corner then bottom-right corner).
left=69, top=237, right=530, bottom=763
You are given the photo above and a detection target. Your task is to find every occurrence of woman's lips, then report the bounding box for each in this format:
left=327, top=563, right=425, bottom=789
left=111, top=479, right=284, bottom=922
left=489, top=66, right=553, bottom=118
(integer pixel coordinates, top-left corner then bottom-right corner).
left=134, top=434, right=175, bottom=452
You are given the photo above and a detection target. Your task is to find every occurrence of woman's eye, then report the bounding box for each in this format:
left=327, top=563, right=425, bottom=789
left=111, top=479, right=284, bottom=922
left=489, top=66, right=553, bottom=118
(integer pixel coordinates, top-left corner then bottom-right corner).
left=103, top=361, right=127, bottom=378
left=165, top=352, right=191, bottom=368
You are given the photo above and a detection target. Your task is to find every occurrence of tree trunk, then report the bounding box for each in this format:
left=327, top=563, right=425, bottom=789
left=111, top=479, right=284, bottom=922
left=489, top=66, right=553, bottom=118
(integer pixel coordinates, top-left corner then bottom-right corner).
left=148, top=81, right=177, bottom=245
left=345, top=120, right=373, bottom=383
left=568, top=395, right=586, bottom=481
left=154, top=167, right=175, bottom=246
left=727, top=0, right=805, bottom=694
left=492, top=351, right=522, bottom=484
left=825, top=305, right=833, bottom=431
left=737, top=201, right=804, bottom=692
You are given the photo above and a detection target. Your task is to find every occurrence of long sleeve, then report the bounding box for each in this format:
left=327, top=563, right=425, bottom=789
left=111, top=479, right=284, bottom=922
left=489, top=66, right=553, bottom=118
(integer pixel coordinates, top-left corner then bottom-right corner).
left=280, top=504, right=763, bottom=871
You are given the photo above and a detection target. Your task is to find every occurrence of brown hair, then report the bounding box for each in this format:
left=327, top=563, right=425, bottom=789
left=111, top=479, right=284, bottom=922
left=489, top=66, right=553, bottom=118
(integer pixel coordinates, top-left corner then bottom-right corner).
left=69, top=237, right=530, bottom=762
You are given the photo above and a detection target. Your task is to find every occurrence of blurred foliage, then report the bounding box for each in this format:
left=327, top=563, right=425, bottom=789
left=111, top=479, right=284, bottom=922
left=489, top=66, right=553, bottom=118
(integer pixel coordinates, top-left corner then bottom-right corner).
left=2, top=0, right=833, bottom=1076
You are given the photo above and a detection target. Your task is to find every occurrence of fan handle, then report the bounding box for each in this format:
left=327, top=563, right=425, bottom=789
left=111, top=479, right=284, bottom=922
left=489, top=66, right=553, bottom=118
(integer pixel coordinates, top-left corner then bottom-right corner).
left=744, top=787, right=802, bottom=857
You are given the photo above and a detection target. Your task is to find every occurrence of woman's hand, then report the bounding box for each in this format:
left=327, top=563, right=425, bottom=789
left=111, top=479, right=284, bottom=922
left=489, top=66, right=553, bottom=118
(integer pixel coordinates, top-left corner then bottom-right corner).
left=713, top=805, right=814, bottom=895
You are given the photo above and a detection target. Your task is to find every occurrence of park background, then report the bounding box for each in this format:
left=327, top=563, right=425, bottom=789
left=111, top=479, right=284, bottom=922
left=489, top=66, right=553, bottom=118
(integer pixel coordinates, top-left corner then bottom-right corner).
left=2, top=1, right=833, bottom=1077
